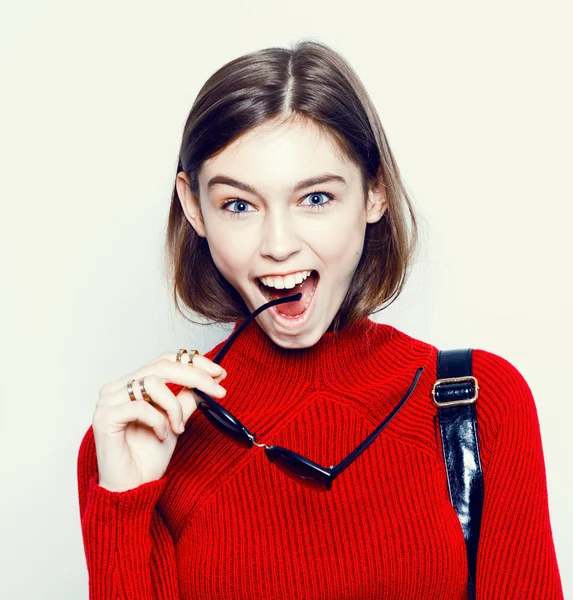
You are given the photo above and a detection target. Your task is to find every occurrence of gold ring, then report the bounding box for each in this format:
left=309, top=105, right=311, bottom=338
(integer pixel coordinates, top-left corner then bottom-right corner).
left=176, top=348, right=199, bottom=365
left=127, top=379, right=137, bottom=401
left=137, top=377, right=151, bottom=401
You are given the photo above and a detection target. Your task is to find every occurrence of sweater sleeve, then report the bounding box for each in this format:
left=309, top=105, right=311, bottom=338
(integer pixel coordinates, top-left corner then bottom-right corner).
left=474, top=351, right=564, bottom=599
left=77, top=426, right=180, bottom=599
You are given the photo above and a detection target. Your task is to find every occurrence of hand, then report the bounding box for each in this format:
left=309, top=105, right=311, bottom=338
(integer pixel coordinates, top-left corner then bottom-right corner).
left=92, top=351, right=227, bottom=492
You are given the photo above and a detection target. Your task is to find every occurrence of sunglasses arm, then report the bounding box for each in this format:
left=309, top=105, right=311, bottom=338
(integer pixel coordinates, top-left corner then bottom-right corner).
left=328, top=366, right=425, bottom=478
left=213, top=293, right=302, bottom=364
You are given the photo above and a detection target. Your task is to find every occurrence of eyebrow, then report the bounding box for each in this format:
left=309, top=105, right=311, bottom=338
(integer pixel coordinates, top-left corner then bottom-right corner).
left=206, top=173, right=347, bottom=197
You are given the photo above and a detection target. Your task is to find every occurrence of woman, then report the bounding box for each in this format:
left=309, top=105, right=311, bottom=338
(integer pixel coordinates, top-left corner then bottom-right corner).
left=77, top=40, right=564, bottom=599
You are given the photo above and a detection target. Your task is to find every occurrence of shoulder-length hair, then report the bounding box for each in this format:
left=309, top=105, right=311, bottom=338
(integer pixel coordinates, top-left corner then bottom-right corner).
left=164, top=39, right=419, bottom=333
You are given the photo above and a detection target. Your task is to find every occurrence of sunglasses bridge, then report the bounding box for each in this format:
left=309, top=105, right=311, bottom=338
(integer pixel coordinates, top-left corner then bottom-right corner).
left=249, top=434, right=335, bottom=469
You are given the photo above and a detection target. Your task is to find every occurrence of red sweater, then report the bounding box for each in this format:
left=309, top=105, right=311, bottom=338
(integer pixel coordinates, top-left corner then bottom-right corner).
left=77, top=317, right=564, bottom=599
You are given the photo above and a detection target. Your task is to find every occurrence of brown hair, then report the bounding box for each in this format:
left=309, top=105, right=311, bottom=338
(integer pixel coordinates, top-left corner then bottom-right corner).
left=164, top=39, right=420, bottom=332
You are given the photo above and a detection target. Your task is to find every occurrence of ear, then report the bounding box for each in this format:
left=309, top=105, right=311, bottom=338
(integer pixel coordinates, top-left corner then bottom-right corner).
left=365, top=180, right=388, bottom=224
left=176, top=172, right=207, bottom=238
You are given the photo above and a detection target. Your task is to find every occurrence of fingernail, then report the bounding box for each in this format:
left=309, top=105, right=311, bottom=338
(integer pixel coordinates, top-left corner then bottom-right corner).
left=216, top=384, right=226, bottom=395
left=178, top=421, right=185, bottom=433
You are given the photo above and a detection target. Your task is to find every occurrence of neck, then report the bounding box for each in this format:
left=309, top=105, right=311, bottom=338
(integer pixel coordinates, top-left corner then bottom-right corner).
left=226, top=315, right=386, bottom=376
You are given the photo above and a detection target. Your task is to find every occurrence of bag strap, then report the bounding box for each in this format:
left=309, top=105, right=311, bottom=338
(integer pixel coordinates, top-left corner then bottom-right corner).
left=433, top=349, right=484, bottom=600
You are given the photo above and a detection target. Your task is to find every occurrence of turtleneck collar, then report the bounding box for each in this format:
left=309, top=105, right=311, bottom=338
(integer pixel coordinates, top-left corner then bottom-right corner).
left=202, top=314, right=435, bottom=431
left=218, top=315, right=402, bottom=383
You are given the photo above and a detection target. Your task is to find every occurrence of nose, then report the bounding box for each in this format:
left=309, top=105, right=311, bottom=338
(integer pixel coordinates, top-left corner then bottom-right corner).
left=259, top=209, right=302, bottom=262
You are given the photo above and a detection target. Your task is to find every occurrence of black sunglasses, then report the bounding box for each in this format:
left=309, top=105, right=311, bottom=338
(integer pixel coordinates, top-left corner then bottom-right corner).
left=192, top=293, right=424, bottom=491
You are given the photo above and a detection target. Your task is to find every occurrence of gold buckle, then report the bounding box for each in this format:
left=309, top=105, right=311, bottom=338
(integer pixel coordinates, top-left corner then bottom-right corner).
left=432, top=375, right=479, bottom=407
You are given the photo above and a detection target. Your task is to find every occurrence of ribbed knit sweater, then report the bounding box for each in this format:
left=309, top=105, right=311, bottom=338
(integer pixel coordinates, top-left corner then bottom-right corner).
left=77, top=317, right=564, bottom=599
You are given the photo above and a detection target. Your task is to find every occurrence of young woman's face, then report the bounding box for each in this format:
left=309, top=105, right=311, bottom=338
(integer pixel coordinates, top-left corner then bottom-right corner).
left=177, top=118, right=387, bottom=349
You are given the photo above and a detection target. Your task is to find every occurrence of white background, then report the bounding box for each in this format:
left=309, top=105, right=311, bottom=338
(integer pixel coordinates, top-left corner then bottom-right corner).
left=1, top=0, right=571, bottom=597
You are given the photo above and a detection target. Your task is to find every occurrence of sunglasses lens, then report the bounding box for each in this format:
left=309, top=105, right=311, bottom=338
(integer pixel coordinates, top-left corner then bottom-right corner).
left=265, top=446, right=332, bottom=491
left=198, top=402, right=253, bottom=449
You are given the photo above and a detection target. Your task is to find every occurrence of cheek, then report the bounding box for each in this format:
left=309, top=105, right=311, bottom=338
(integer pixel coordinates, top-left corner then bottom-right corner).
left=313, top=213, right=366, bottom=266
left=205, top=229, right=254, bottom=282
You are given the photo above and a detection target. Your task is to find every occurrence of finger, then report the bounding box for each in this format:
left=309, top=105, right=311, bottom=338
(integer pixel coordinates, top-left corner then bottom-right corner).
left=213, top=370, right=227, bottom=384
left=107, top=357, right=227, bottom=398
left=168, top=351, right=224, bottom=378
left=137, top=374, right=188, bottom=434
left=94, top=397, right=171, bottom=442
left=161, top=366, right=227, bottom=399
left=105, top=351, right=226, bottom=396
left=101, top=374, right=196, bottom=435
left=152, top=349, right=224, bottom=376
left=97, top=361, right=227, bottom=435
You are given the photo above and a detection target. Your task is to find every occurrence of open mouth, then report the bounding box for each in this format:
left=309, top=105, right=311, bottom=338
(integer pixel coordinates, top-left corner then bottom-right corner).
left=256, top=270, right=319, bottom=317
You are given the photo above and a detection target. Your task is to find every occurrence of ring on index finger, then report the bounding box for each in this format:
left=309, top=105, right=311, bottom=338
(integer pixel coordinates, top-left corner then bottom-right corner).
left=176, top=348, right=199, bottom=366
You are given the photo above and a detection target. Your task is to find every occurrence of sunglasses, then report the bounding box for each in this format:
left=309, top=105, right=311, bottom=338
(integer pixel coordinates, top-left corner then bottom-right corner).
left=192, top=293, right=424, bottom=491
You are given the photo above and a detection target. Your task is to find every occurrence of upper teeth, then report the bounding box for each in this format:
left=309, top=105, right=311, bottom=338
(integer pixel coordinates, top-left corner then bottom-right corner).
left=259, top=270, right=313, bottom=290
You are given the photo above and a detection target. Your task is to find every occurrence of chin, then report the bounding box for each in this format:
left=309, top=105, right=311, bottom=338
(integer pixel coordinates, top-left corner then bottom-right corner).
left=270, top=333, right=320, bottom=350
left=261, top=317, right=327, bottom=350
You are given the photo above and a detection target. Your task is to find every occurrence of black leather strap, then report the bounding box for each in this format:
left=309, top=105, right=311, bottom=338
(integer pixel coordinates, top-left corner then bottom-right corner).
left=434, top=349, right=484, bottom=600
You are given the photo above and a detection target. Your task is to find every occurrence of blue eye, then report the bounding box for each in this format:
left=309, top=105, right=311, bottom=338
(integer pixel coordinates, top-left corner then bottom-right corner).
left=301, top=191, right=334, bottom=210
left=223, top=200, right=253, bottom=215
left=219, top=191, right=334, bottom=217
